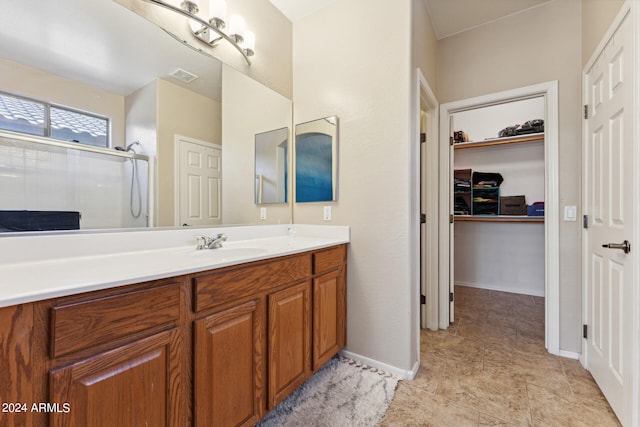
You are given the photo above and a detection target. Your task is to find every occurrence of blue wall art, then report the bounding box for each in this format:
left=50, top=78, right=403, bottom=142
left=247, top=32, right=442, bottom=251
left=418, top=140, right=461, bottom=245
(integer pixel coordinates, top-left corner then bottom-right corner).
left=294, top=116, right=338, bottom=203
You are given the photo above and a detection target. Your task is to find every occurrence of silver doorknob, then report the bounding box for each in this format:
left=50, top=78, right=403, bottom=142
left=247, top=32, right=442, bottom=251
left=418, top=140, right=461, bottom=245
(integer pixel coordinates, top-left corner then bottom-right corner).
left=602, top=240, right=631, bottom=254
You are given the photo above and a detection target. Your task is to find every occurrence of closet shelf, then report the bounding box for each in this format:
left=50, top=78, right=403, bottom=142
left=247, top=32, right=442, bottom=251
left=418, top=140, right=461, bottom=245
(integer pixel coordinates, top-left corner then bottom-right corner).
left=454, top=215, right=544, bottom=223
left=453, top=133, right=544, bottom=150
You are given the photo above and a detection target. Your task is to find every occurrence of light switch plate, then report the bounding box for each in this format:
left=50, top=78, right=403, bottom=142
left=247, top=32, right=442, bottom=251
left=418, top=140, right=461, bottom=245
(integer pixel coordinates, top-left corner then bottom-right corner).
left=564, top=206, right=577, bottom=221
left=260, top=207, right=267, bottom=220
left=323, top=206, right=332, bottom=221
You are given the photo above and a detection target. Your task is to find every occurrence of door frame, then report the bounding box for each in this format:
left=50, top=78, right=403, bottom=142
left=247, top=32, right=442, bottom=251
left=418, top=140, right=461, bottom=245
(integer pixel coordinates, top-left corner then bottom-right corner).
left=437, top=81, right=561, bottom=355
left=174, top=134, right=222, bottom=227
left=417, top=69, right=439, bottom=332
left=581, top=2, right=640, bottom=424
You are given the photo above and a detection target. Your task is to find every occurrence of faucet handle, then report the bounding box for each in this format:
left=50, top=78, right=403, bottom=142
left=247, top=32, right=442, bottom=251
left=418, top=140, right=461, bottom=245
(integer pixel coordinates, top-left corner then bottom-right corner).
left=216, top=233, right=227, bottom=241
left=194, top=235, right=209, bottom=250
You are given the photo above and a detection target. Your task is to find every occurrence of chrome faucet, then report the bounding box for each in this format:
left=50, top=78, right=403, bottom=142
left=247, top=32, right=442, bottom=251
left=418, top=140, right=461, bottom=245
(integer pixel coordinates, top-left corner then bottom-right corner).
left=195, top=233, right=227, bottom=250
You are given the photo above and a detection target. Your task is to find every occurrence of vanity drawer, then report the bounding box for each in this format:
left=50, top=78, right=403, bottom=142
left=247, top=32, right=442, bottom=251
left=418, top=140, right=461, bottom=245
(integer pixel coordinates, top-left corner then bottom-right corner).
left=313, top=245, right=346, bottom=275
left=51, top=284, right=180, bottom=358
left=194, top=254, right=312, bottom=312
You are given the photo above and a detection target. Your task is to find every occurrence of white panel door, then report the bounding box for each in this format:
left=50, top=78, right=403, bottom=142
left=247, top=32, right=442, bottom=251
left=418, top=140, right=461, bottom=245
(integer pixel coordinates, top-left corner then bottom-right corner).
left=178, top=138, right=222, bottom=226
left=584, top=10, right=633, bottom=425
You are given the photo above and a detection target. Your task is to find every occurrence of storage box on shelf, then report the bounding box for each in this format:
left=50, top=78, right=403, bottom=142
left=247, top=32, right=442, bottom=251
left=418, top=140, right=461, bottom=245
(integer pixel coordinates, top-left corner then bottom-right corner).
left=454, top=169, right=472, bottom=216
left=472, top=187, right=500, bottom=215
left=528, top=202, right=545, bottom=216
left=472, top=171, right=503, bottom=216
left=500, top=195, right=527, bottom=215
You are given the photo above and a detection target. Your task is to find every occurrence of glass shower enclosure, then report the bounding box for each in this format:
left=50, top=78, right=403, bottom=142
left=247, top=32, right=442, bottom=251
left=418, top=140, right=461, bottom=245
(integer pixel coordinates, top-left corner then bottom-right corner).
left=0, top=131, right=151, bottom=232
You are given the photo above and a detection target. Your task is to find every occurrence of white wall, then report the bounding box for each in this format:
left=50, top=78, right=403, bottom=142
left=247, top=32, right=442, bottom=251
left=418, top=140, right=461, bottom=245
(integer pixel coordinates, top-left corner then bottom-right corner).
left=454, top=222, right=545, bottom=295
left=412, top=0, right=439, bottom=96
left=293, top=0, right=415, bottom=372
left=222, top=65, right=292, bottom=225
left=451, top=97, right=545, bottom=142
left=582, top=0, right=625, bottom=66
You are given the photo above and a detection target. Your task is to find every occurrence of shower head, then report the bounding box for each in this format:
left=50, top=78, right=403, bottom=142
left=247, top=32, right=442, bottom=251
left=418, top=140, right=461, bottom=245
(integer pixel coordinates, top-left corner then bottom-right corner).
left=125, top=141, right=141, bottom=153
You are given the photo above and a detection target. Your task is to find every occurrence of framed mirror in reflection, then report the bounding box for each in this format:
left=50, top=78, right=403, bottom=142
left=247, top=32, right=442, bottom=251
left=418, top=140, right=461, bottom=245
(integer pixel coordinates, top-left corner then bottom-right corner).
left=255, top=128, right=289, bottom=204
left=295, top=116, right=338, bottom=203
left=0, top=0, right=292, bottom=233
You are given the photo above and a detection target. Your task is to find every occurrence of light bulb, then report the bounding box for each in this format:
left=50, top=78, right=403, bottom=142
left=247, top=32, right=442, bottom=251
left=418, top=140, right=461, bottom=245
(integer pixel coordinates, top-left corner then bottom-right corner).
left=209, top=0, right=226, bottom=22
left=243, top=30, right=255, bottom=56
left=229, top=14, right=246, bottom=42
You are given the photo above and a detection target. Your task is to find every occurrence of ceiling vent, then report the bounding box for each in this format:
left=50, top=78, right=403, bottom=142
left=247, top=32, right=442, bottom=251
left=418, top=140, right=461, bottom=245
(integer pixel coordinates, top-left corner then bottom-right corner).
left=169, top=68, right=199, bottom=83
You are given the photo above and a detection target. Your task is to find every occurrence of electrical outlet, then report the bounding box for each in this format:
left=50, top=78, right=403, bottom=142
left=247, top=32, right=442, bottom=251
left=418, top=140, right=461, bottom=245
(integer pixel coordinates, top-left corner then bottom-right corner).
left=323, top=206, right=332, bottom=221
left=260, top=207, right=267, bottom=220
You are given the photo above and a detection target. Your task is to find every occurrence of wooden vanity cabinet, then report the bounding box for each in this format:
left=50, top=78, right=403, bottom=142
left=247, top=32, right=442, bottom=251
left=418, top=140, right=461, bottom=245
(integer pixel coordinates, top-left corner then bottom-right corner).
left=0, top=244, right=347, bottom=427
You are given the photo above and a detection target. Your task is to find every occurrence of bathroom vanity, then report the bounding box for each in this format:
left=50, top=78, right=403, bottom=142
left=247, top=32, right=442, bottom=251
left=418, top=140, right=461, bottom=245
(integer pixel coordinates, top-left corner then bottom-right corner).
left=0, top=225, right=348, bottom=427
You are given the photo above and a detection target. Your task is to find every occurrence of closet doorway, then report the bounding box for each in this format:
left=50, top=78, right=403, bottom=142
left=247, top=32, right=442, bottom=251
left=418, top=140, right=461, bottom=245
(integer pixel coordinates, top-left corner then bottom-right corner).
left=437, top=82, right=560, bottom=355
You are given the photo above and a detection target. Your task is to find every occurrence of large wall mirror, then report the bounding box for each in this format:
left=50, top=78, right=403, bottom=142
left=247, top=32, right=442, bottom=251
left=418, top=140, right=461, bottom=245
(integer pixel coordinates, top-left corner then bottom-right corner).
left=0, top=0, right=292, bottom=233
left=295, top=116, right=338, bottom=203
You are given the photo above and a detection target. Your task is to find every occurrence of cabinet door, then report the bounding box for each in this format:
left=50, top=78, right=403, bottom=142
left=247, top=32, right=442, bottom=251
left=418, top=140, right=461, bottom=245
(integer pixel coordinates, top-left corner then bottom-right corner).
left=193, top=300, right=264, bottom=427
left=49, top=328, right=182, bottom=427
left=268, top=282, right=311, bottom=409
left=313, top=269, right=346, bottom=371
left=0, top=304, right=33, bottom=427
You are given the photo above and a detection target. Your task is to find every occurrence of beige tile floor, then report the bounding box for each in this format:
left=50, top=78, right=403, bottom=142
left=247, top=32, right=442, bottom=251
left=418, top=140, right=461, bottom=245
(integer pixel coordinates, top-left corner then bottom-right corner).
left=380, top=285, right=621, bottom=426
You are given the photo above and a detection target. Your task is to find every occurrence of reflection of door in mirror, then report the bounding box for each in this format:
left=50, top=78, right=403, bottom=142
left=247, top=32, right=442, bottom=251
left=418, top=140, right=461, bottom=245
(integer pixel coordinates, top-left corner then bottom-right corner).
left=295, top=116, right=338, bottom=203
left=176, top=136, right=222, bottom=226
left=255, top=127, right=289, bottom=204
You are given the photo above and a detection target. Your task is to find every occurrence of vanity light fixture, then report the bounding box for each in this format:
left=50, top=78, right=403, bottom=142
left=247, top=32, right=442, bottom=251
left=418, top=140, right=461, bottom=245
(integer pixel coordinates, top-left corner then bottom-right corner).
left=144, top=0, right=255, bottom=65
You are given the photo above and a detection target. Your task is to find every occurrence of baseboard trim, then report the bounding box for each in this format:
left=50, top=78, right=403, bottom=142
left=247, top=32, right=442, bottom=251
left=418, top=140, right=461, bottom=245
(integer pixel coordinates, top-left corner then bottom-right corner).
left=455, top=281, right=545, bottom=297
left=557, top=349, right=580, bottom=360
left=339, top=350, right=419, bottom=380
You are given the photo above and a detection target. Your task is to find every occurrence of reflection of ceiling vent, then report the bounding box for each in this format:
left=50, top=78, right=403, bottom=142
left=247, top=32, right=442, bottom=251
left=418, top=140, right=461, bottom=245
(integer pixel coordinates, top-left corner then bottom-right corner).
left=169, top=68, right=198, bottom=83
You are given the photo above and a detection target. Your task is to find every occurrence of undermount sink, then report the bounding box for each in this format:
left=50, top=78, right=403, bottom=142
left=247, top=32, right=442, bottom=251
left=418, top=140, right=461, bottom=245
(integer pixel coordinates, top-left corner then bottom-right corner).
left=184, top=246, right=270, bottom=259
left=211, top=247, right=269, bottom=258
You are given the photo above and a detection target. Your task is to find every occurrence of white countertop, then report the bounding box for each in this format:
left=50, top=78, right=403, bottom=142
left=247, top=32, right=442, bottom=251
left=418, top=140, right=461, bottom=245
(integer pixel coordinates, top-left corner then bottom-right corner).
left=0, top=224, right=350, bottom=308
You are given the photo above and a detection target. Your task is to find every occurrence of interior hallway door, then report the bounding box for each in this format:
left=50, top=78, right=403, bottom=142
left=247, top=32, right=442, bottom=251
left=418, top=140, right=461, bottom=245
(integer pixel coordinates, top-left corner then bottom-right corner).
left=177, top=136, right=222, bottom=226
left=583, top=9, right=634, bottom=425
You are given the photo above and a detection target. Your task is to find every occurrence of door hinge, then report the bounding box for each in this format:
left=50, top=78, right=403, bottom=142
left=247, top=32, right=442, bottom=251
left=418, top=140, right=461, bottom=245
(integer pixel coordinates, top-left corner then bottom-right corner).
left=449, top=214, right=454, bottom=224
left=420, top=294, right=426, bottom=305
left=583, top=324, right=588, bottom=339
left=449, top=292, right=454, bottom=302
left=420, top=213, right=426, bottom=224
left=583, top=214, right=588, bottom=230
left=420, top=133, right=426, bottom=143
left=449, top=136, right=454, bottom=146
left=584, top=104, right=588, bottom=119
